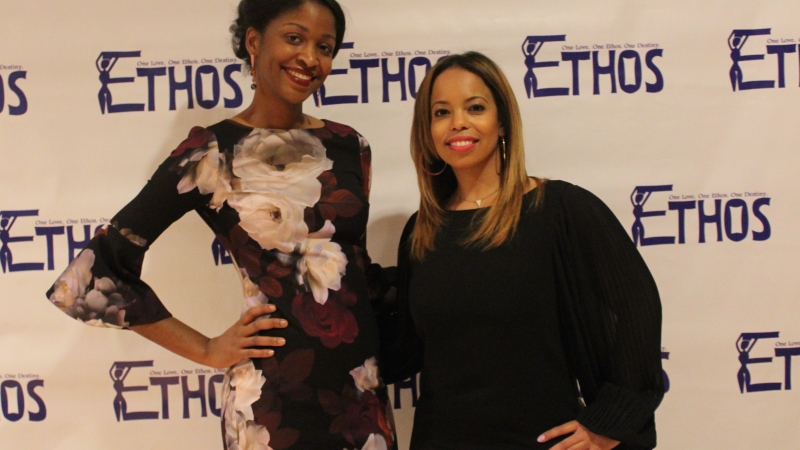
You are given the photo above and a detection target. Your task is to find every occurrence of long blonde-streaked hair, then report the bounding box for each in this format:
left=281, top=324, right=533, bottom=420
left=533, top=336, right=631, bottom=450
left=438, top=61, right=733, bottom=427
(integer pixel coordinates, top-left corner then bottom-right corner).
left=409, top=51, right=545, bottom=260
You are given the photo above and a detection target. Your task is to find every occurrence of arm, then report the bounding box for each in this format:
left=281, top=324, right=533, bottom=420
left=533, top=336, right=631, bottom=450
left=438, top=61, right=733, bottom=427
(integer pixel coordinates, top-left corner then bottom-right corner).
left=374, top=213, right=424, bottom=385
left=131, top=306, right=285, bottom=369
left=46, top=127, right=286, bottom=366
left=355, top=133, right=424, bottom=383
left=546, top=183, right=664, bottom=449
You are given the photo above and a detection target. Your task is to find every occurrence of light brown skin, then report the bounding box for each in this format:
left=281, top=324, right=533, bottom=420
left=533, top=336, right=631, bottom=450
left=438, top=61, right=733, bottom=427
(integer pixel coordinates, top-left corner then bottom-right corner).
left=429, top=68, right=535, bottom=210
left=431, top=67, right=618, bottom=449
left=132, top=2, right=340, bottom=369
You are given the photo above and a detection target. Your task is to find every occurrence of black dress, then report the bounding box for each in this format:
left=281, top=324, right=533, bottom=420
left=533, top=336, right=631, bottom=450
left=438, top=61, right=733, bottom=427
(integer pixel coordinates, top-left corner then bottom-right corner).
left=46, top=119, right=396, bottom=450
left=377, top=180, right=664, bottom=450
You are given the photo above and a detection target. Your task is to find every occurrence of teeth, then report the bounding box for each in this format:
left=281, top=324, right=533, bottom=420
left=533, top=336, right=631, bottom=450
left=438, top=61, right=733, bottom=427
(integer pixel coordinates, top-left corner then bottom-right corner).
left=450, top=140, right=473, bottom=147
left=287, top=69, right=312, bottom=81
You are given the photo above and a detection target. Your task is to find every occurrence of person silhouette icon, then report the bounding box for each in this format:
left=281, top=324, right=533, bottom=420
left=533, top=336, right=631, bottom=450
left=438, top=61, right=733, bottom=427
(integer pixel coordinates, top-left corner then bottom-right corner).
left=521, top=35, right=569, bottom=98
left=728, top=29, right=774, bottom=92
left=736, top=332, right=781, bottom=393
left=109, top=363, right=133, bottom=422
left=96, top=54, right=119, bottom=115
left=108, top=361, right=159, bottom=421
left=630, top=188, right=652, bottom=247
left=629, top=186, right=675, bottom=247
left=728, top=32, right=748, bottom=92
left=0, top=214, right=19, bottom=273
left=94, top=51, right=144, bottom=114
left=522, top=38, right=544, bottom=99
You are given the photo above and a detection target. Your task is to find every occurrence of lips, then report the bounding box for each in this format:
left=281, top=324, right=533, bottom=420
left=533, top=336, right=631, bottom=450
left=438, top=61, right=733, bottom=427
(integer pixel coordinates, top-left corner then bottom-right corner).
left=284, top=67, right=316, bottom=88
left=446, top=136, right=478, bottom=153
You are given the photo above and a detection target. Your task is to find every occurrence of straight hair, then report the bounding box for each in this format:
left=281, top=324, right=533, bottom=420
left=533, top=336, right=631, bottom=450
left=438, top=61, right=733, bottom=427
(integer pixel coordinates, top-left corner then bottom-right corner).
left=409, top=51, right=545, bottom=260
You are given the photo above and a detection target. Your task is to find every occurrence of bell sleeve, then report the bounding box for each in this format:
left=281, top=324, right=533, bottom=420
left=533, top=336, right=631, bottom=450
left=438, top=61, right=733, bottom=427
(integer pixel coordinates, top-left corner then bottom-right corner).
left=554, top=183, right=664, bottom=448
left=44, top=127, right=217, bottom=329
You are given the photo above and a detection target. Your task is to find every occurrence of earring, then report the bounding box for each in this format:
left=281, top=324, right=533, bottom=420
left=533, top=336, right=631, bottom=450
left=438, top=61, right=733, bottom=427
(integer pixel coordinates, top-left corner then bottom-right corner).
left=499, top=136, right=507, bottom=166
left=423, top=159, right=448, bottom=176
left=250, top=54, right=256, bottom=90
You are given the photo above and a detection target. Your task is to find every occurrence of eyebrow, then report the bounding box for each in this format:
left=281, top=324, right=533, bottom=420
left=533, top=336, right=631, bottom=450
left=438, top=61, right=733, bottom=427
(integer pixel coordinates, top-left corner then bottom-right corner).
left=431, top=96, right=487, bottom=107
left=284, top=22, right=336, bottom=41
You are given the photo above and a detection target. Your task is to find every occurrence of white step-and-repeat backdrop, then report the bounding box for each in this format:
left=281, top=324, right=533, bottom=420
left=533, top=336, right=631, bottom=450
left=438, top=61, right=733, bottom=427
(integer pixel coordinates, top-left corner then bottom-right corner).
left=2, top=1, right=799, bottom=448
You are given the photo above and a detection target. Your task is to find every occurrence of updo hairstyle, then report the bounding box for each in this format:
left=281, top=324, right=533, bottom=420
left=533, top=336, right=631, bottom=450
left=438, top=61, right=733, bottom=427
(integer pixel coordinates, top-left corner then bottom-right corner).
left=230, top=0, right=347, bottom=70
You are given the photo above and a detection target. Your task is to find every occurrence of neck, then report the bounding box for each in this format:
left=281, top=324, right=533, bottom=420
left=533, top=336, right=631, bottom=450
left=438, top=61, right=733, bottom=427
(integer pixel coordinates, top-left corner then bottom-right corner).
left=451, top=159, right=501, bottom=207
left=236, top=90, right=306, bottom=129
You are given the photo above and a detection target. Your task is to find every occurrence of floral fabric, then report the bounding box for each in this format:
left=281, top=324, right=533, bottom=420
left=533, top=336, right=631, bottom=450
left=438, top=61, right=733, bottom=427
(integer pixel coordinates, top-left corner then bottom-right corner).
left=46, top=120, right=396, bottom=450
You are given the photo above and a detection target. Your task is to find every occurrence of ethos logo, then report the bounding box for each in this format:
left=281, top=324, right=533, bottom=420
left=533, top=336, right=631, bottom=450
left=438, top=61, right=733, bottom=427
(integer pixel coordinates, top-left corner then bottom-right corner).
left=0, top=373, right=46, bottom=422
left=0, top=210, right=107, bottom=274
left=737, top=332, right=800, bottom=393
left=522, top=35, right=663, bottom=97
left=729, top=29, right=799, bottom=91
left=110, top=361, right=225, bottom=421
left=0, top=65, right=27, bottom=116
left=312, top=42, right=450, bottom=106
left=96, top=51, right=244, bottom=114
left=630, top=185, right=771, bottom=247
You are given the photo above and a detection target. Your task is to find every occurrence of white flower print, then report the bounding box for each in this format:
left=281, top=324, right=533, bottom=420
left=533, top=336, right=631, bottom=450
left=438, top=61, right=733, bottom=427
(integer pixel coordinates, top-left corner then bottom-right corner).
left=361, top=434, right=388, bottom=450
left=229, top=191, right=308, bottom=254
left=239, top=268, right=270, bottom=315
left=176, top=140, right=221, bottom=195
left=49, top=249, right=94, bottom=308
left=222, top=360, right=272, bottom=450
left=48, top=250, right=130, bottom=328
left=350, top=357, right=380, bottom=393
left=232, top=129, right=332, bottom=208
left=296, top=221, right=347, bottom=305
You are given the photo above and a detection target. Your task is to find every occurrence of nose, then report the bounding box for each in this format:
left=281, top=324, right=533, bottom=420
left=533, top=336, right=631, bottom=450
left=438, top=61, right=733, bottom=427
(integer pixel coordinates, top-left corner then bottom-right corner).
left=296, top=43, right=318, bottom=69
left=450, top=109, right=469, bottom=130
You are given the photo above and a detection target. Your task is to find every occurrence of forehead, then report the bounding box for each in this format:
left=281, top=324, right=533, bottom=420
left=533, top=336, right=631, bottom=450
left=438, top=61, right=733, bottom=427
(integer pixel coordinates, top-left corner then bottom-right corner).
left=431, top=68, right=493, bottom=102
left=268, top=2, right=336, bottom=36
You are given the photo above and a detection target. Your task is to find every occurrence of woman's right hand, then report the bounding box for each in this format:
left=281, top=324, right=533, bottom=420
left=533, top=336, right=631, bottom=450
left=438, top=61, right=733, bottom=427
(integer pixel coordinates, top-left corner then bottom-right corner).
left=203, top=303, right=288, bottom=369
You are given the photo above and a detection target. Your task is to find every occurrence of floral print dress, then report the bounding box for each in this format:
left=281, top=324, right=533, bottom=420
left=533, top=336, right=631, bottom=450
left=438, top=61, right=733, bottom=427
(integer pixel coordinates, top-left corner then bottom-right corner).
left=46, top=119, right=396, bottom=450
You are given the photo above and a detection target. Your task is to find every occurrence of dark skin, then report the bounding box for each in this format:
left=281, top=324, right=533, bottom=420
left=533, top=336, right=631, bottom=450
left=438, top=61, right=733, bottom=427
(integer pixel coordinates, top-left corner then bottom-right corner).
left=132, top=3, right=342, bottom=369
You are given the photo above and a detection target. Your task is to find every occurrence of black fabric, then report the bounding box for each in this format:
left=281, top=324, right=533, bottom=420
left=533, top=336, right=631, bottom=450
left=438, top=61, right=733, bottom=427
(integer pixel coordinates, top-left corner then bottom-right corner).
left=376, top=180, right=664, bottom=449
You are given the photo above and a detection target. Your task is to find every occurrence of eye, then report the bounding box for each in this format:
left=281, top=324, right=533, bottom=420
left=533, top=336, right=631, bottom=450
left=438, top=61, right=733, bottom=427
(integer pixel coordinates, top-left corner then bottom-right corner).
left=286, top=34, right=302, bottom=44
left=468, top=103, right=486, bottom=112
left=318, top=43, right=334, bottom=56
left=433, top=108, right=450, bottom=117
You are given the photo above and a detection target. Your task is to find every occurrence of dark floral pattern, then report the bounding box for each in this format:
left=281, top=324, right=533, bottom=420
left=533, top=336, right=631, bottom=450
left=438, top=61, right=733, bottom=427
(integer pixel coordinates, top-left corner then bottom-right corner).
left=46, top=120, right=395, bottom=449
left=291, top=284, right=359, bottom=348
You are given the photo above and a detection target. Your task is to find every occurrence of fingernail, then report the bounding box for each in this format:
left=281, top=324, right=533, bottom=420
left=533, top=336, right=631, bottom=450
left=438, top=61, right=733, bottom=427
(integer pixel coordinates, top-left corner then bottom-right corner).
left=267, top=350, right=274, bottom=356
left=279, top=320, right=287, bottom=326
left=277, top=338, right=286, bottom=345
left=537, top=435, right=544, bottom=443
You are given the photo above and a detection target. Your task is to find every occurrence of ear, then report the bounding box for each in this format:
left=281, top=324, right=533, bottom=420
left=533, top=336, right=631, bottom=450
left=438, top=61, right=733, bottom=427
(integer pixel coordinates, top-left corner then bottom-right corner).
left=245, top=27, right=262, bottom=56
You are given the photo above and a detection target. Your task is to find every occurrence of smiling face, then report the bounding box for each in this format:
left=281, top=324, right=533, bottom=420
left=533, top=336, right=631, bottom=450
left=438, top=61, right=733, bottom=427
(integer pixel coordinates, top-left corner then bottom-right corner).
left=430, top=68, right=504, bottom=175
left=247, top=1, right=336, bottom=107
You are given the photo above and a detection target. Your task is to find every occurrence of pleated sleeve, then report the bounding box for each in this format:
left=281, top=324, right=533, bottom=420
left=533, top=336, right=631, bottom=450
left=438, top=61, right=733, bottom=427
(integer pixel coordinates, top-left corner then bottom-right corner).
left=554, top=183, right=664, bottom=448
left=44, top=127, right=215, bottom=329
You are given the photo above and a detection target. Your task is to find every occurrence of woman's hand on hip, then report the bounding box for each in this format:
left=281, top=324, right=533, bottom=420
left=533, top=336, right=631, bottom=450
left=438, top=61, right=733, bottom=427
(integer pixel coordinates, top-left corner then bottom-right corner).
left=538, top=420, right=619, bottom=450
left=203, top=303, right=288, bottom=369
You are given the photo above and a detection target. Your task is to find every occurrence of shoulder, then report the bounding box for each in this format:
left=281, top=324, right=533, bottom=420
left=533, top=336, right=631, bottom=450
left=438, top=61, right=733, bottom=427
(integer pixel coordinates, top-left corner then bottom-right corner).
left=314, top=120, right=371, bottom=151
left=543, top=180, right=607, bottom=210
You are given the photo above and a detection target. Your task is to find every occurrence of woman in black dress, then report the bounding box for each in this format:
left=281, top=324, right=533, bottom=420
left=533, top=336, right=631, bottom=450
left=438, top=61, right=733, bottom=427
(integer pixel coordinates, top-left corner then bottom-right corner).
left=46, top=1, right=396, bottom=449
left=377, top=52, right=664, bottom=449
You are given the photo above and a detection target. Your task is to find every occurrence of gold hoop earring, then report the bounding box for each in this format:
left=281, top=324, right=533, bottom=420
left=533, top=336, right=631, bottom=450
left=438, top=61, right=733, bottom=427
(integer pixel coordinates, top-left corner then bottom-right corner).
left=423, top=160, right=448, bottom=176
left=500, top=136, right=507, bottom=166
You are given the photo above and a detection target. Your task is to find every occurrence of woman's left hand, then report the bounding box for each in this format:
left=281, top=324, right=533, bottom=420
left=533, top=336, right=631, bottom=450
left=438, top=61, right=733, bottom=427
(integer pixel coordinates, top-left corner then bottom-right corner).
left=537, top=420, right=620, bottom=450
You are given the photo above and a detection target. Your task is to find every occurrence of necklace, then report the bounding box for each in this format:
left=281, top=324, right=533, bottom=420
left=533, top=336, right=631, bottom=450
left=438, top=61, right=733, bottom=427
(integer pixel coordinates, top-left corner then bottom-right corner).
left=457, top=188, right=499, bottom=208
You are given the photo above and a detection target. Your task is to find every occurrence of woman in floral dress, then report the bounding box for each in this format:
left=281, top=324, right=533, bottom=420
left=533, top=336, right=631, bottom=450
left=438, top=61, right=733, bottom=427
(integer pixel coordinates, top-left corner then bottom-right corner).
left=45, top=1, right=395, bottom=449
